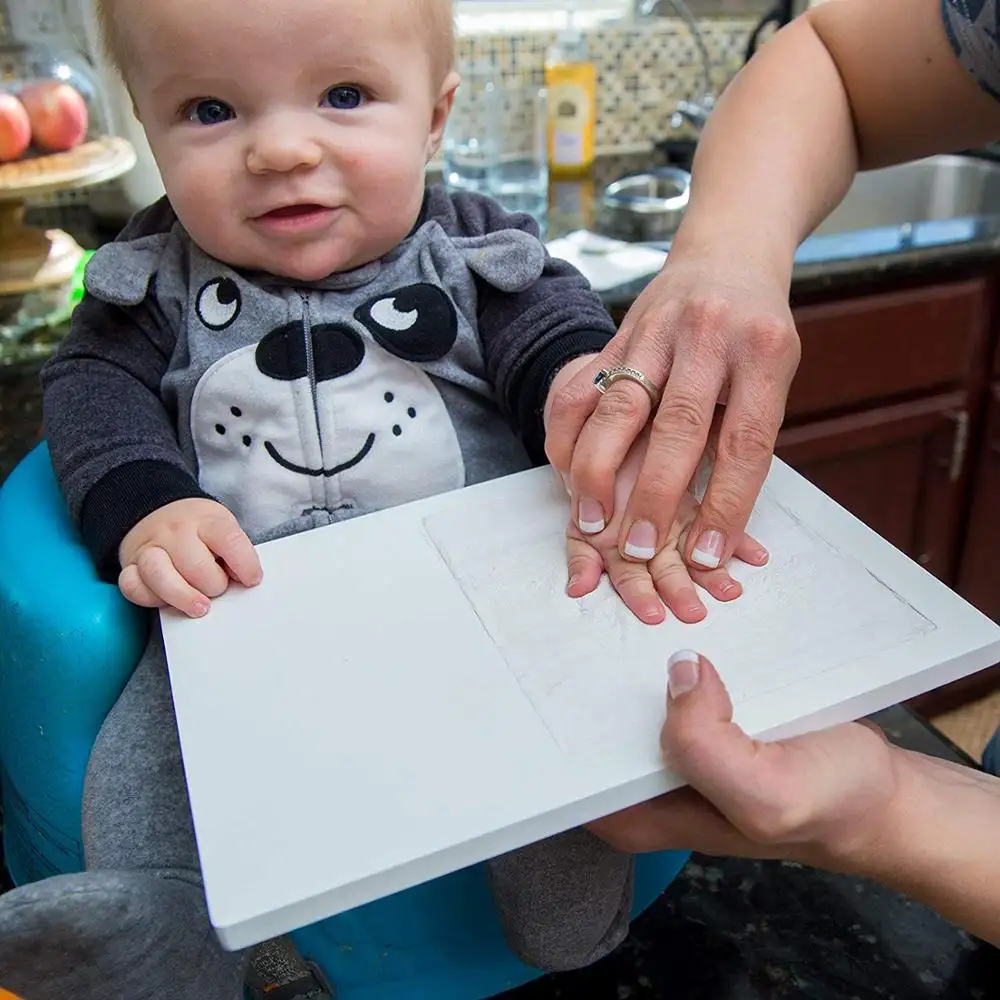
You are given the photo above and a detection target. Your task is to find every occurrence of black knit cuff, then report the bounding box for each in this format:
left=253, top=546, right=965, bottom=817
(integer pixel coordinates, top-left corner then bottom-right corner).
left=515, top=329, right=613, bottom=464
left=80, top=459, right=215, bottom=582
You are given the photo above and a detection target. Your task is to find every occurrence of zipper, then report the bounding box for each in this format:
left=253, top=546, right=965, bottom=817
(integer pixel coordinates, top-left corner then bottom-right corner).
left=300, top=291, right=324, bottom=449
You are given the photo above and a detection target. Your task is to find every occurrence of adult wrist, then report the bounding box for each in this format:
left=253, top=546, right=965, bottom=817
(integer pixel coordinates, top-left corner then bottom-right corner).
left=668, top=211, right=797, bottom=293
left=801, top=743, right=942, bottom=886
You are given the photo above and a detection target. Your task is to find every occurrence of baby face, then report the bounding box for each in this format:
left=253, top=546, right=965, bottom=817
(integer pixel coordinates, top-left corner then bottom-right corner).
left=122, top=0, right=457, bottom=281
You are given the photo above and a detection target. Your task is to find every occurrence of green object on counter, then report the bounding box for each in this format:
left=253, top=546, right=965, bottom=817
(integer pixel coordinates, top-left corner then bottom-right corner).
left=0, top=250, right=96, bottom=372
left=69, top=250, right=95, bottom=308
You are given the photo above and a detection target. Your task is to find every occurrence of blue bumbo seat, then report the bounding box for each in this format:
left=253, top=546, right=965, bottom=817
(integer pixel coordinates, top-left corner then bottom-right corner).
left=0, top=442, right=690, bottom=999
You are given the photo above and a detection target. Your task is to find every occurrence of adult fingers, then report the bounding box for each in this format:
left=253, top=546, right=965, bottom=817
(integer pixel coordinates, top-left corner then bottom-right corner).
left=617, top=350, right=726, bottom=561
left=565, top=316, right=676, bottom=538
left=587, top=785, right=746, bottom=855
left=682, top=345, right=797, bottom=571
left=544, top=346, right=626, bottom=475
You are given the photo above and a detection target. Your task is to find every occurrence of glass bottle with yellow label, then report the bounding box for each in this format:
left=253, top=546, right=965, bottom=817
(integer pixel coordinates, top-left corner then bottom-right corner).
left=544, top=11, right=596, bottom=178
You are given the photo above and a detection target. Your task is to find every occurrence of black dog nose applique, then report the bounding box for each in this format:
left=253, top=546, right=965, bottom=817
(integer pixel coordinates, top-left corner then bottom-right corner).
left=255, top=323, right=366, bottom=383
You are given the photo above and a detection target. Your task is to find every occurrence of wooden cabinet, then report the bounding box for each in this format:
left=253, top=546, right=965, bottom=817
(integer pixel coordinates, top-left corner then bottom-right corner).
left=958, top=382, right=1000, bottom=618
left=787, top=280, right=989, bottom=420
left=776, top=393, right=970, bottom=581
left=921, top=381, right=1000, bottom=714
left=779, top=274, right=999, bottom=715
left=776, top=277, right=991, bottom=585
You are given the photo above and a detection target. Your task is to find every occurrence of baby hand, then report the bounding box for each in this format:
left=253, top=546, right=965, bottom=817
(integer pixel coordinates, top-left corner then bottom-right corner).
left=118, top=498, right=263, bottom=618
left=565, top=435, right=768, bottom=625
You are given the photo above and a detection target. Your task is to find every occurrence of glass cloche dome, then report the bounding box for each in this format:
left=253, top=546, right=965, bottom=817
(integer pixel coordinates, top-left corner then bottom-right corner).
left=0, top=39, right=113, bottom=158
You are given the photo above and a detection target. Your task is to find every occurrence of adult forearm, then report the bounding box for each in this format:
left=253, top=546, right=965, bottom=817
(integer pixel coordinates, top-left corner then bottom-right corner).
left=670, top=16, right=857, bottom=288
left=671, top=0, right=1000, bottom=290
left=825, top=747, right=1000, bottom=945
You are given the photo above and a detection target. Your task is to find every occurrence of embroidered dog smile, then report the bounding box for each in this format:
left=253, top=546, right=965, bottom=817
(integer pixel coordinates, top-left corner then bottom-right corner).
left=264, top=433, right=376, bottom=477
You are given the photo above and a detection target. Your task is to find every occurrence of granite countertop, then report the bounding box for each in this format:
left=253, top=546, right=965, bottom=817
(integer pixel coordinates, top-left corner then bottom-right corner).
left=503, top=706, right=999, bottom=1000
left=538, top=147, right=1000, bottom=311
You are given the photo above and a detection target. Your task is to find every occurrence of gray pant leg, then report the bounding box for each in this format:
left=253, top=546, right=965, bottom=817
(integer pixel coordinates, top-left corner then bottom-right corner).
left=83, top=626, right=205, bottom=873
left=486, top=827, right=634, bottom=973
left=0, top=626, right=248, bottom=1000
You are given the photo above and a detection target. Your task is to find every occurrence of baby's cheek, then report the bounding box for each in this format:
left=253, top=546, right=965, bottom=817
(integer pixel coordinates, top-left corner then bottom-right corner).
left=357, top=154, right=425, bottom=214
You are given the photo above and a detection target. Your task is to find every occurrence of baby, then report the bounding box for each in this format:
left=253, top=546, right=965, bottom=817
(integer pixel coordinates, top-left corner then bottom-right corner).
left=0, top=0, right=759, bottom=997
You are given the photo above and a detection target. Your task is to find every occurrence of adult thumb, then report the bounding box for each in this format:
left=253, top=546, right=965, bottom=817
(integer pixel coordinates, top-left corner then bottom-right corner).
left=665, top=650, right=735, bottom=730
left=662, top=651, right=764, bottom=803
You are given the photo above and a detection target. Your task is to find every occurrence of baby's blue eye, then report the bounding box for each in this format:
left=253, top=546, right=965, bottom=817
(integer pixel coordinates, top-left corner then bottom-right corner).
left=323, top=86, right=363, bottom=110
left=189, top=99, right=234, bottom=125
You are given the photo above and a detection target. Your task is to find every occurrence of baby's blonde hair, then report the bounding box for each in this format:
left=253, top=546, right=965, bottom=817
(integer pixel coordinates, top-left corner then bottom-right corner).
left=94, top=0, right=454, bottom=86
left=92, top=0, right=129, bottom=79
left=417, top=0, right=457, bottom=85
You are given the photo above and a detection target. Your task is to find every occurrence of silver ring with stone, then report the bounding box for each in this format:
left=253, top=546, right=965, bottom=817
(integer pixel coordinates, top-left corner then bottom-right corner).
left=593, top=365, right=661, bottom=408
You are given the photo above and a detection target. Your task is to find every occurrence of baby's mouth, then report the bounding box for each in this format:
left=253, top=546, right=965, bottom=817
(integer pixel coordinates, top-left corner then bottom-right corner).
left=261, top=204, right=327, bottom=220
left=252, top=203, right=341, bottom=237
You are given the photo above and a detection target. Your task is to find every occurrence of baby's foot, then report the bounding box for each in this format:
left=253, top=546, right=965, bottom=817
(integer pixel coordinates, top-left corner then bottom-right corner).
left=0, top=869, right=246, bottom=1000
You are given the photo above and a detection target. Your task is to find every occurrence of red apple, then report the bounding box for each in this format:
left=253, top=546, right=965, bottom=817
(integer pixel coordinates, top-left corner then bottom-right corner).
left=19, top=80, right=89, bottom=153
left=0, top=92, right=31, bottom=162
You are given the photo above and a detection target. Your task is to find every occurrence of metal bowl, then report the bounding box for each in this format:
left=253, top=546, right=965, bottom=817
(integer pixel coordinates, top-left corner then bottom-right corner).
left=598, top=167, right=691, bottom=242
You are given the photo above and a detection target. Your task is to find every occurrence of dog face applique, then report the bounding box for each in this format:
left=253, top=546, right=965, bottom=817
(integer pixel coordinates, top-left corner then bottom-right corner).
left=190, top=282, right=466, bottom=537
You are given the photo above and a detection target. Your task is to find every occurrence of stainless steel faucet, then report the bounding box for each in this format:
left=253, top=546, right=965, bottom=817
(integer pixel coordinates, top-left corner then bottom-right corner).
left=635, top=0, right=716, bottom=133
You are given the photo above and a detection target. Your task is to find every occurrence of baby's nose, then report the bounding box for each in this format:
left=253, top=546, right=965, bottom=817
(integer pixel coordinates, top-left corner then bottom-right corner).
left=247, top=117, right=323, bottom=174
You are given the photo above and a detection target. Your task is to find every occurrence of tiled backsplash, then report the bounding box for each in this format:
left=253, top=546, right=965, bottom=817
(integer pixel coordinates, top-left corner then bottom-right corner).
left=450, top=17, right=754, bottom=156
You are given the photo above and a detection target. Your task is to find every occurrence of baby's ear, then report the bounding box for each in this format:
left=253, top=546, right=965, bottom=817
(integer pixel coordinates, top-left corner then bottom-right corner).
left=452, top=230, right=547, bottom=292
left=427, top=70, right=461, bottom=162
left=84, top=233, right=170, bottom=306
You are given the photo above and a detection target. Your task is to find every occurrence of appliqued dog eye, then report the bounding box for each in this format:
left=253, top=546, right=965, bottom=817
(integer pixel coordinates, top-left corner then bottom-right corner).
left=196, top=278, right=242, bottom=331
left=370, top=298, right=418, bottom=331
left=355, top=283, right=457, bottom=362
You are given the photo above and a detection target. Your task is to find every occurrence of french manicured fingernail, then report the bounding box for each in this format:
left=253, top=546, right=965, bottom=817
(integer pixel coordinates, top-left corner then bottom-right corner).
left=578, top=498, right=606, bottom=535
left=192, top=601, right=210, bottom=618
left=668, top=650, right=701, bottom=698
left=624, top=520, right=657, bottom=560
left=691, top=530, right=725, bottom=569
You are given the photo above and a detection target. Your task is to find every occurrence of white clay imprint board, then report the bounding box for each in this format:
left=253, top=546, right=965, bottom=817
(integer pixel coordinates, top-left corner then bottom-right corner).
left=161, top=459, right=1000, bottom=951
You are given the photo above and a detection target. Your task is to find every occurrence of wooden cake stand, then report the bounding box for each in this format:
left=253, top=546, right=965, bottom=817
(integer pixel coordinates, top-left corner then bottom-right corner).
left=0, top=135, right=135, bottom=296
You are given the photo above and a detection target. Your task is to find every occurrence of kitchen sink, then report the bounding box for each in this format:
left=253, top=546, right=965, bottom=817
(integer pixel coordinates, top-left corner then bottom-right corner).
left=597, top=154, right=1000, bottom=261
left=815, top=154, right=1000, bottom=235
